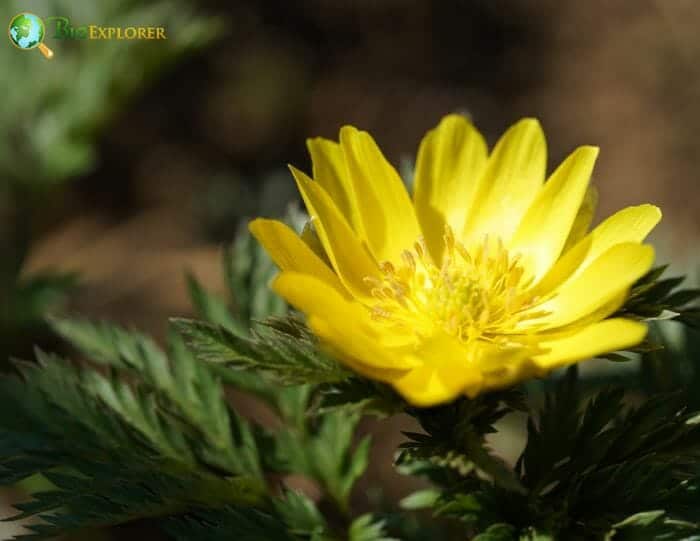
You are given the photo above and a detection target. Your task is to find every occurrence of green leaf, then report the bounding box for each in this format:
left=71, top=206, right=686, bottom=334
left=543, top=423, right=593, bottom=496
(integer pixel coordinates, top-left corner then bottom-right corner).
left=272, top=490, right=328, bottom=538
left=517, top=368, right=700, bottom=538
left=605, top=510, right=700, bottom=540
left=5, top=271, right=78, bottom=327
left=619, top=266, right=700, bottom=328
left=49, top=317, right=263, bottom=477
left=473, top=523, right=516, bottom=541
left=173, top=316, right=351, bottom=386
left=271, top=409, right=371, bottom=513
left=0, top=321, right=271, bottom=537
left=518, top=367, right=586, bottom=492
left=315, top=378, right=405, bottom=417
left=349, top=514, right=398, bottom=541
left=48, top=316, right=168, bottom=375
left=186, top=272, right=245, bottom=334
left=399, top=489, right=441, bottom=510
left=161, top=506, right=293, bottom=541
left=399, top=391, right=526, bottom=494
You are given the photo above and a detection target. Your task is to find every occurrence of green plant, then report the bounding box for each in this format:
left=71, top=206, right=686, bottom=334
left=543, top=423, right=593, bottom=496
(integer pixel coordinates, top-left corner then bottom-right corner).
left=0, top=0, right=221, bottom=362
left=1, top=219, right=700, bottom=540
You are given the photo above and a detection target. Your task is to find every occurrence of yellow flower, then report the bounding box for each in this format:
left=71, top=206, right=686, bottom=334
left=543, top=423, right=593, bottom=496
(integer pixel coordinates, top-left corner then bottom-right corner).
left=249, top=115, right=661, bottom=406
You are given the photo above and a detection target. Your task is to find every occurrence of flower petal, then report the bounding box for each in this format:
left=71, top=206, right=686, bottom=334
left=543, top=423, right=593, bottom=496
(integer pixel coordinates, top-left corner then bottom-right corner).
left=391, top=334, right=483, bottom=407
left=309, top=316, right=411, bottom=381
left=479, top=346, right=541, bottom=392
left=339, top=126, right=421, bottom=263
left=528, top=242, right=655, bottom=330
left=534, top=204, right=661, bottom=295
left=510, top=146, right=599, bottom=281
left=462, top=118, right=546, bottom=246
left=561, top=184, right=598, bottom=255
left=413, top=114, right=488, bottom=264
left=300, top=220, right=332, bottom=267
left=273, top=272, right=418, bottom=371
left=559, top=290, right=627, bottom=330
left=290, top=166, right=380, bottom=302
left=306, top=137, right=365, bottom=238
left=532, top=318, right=647, bottom=370
left=249, top=218, right=349, bottom=298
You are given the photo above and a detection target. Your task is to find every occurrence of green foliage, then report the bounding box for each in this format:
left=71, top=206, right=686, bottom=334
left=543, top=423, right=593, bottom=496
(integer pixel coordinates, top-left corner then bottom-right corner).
left=272, top=490, right=330, bottom=539
left=0, top=318, right=273, bottom=538
left=0, top=0, right=221, bottom=367
left=314, top=377, right=405, bottom=417
left=408, top=367, right=700, bottom=539
left=168, top=225, right=700, bottom=539
left=349, top=514, right=398, bottom=541
left=48, top=317, right=262, bottom=477
left=5, top=219, right=700, bottom=540
left=180, top=216, right=352, bottom=388
left=161, top=506, right=293, bottom=541
left=604, top=510, right=700, bottom=541
left=472, top=524, right=517, bottom=541
left=618, top=265, right=700, bottom=329
left=174, top=315, right=351, bottom=386
left=0, top=271, right=76, bottom=357
left=592, top=265, right=700, bottom=364
left=639, top=322, right=700, bottom=412
left=398, top=390, right=527, bottom=494
left=270, top=407, right=371, bottom=514
left=160, top=500, right=397, bottom=541
left=0, top=0, right=219, bottom=189
left=0, top=315, right=378, bottom=539
left=177, top=229, right=394, bottom=521
left=185, top=220, right=288, bottom=335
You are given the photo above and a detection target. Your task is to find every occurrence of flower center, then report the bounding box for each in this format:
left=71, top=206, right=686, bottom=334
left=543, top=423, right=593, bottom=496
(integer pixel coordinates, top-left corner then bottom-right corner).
left=364, top=227, right=547, bottom=343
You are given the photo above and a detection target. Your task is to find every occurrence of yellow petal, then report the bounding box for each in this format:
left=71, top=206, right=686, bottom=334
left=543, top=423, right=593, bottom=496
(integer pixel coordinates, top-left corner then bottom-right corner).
left=560, top=290, right=627, bottom=330
left=462, top=118, right=546, bottom=246
left=476, top=343, right=543, bottom=392
left=308, top=316, right=411, bottom=381
left=391, top=334, right=483, bottom=407
left=249, top=218, right=349, bottom=298
left=391, top=365, right=460, bottom=407
left=273, top=272, right=418, bottom=371
left=339, top=126, right=421, bottom=263
left=413, top=114, right=488, bottom=264
left=300, top=220, right=331, bottom=267
left=534, top=204, right=661, bottom=295
left=533, top=318, right=648, bottom=370
left=561, top=184, right=598, bottom=255
left=290, top=166, right=379, bottom=301
left=306, top=138, right=365, bottom=238
left=510, top=146, right=599, bottom=282
left=528, top=242, right=655, bottom=330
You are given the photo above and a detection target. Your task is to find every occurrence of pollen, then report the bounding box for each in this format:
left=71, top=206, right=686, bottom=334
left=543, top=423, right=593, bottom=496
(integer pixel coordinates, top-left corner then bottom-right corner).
left=365, top=226, right=547, bottom=343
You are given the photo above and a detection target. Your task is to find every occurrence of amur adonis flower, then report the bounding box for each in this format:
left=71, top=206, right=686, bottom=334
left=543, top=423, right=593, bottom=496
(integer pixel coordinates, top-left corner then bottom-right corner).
left=249, top=115, right=661, bottom=406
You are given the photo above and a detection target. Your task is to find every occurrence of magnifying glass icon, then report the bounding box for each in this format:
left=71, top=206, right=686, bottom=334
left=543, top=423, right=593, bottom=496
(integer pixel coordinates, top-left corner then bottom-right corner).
left=8, top=13, right=54, bottom=59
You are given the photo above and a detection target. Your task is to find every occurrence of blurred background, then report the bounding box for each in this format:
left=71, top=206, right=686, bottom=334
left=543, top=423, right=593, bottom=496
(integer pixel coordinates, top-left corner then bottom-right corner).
left=1, top=0, right=700, bottom=538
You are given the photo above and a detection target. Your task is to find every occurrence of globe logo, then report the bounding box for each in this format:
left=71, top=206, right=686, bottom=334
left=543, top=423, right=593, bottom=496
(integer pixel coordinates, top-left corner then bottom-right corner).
left=8, top=12, right=54, bottom=59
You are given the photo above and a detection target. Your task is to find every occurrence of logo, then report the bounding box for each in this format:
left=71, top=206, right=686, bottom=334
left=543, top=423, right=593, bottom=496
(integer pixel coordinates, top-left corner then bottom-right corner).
left=8, top=13, right=167, bottom=59
left=8, top=12, right=54, bottom=58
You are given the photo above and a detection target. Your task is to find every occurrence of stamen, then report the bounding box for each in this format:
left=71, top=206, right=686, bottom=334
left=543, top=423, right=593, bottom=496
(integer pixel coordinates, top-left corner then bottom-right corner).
left=365, top=226, right=550, bottom=345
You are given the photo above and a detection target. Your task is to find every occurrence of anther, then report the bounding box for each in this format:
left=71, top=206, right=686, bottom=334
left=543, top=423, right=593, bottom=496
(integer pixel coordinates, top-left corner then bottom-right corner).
left=380, top=261, right=395, bottom=275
